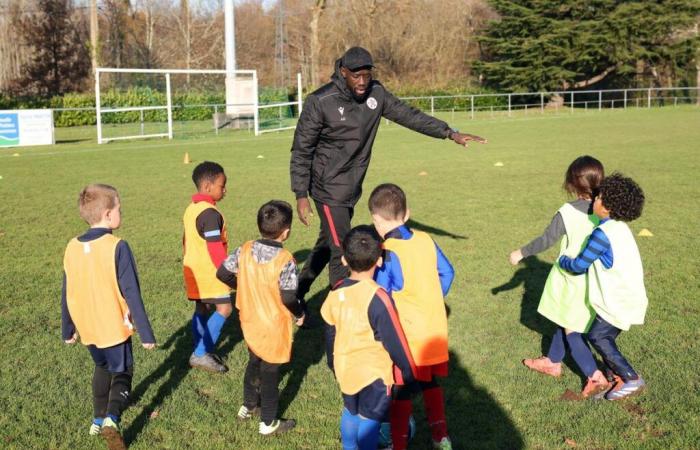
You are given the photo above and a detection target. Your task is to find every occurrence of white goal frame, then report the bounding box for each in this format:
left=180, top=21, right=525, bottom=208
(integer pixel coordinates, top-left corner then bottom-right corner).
left=95, top=68, right=258, bottom=144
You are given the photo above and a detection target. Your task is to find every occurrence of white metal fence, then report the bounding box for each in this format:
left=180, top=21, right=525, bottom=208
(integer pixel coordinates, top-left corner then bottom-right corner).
left=399, top=87, right=700, bottom=119
left=47, top=85, right=698, bottom=143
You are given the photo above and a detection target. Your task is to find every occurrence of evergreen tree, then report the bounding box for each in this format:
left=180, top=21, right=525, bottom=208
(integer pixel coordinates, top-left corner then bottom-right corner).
left=14, top=0, right=90, bottom=97
left=476, top=0, right=700, bottom=92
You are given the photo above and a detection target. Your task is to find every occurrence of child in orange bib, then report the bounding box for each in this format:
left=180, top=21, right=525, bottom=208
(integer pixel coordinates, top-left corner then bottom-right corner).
left=321, top=225, right=416, bottom=450
left=369, top=183, right=456, bottom=450
left=217, top=200, right=304, bottom=436
left=183, top=161, right=232, bottom=373
left=62, top=184, right=156, bottom=448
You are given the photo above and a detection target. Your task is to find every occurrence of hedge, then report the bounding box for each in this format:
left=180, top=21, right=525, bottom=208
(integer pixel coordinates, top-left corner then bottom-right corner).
left=0, top=86, right=503, bottom=127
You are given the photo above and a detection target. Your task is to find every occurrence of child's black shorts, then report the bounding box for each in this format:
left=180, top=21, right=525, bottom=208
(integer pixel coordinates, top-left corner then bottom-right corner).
left=342, top=378, right=392, bottom=421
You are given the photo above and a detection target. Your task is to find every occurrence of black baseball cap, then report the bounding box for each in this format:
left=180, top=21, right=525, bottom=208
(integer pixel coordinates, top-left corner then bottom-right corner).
left=341, top=47, right=374, bottom=71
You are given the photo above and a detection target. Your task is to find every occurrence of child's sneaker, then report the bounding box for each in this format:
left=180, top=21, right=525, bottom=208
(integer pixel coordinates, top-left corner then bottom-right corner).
left=237, top=405, right=260, bottom=420
left=89, top=421, right=102, bottom=436
left=101, top=417, right=126, bottom=450
left=581, top=370, right=611, bottom=399
left=522, top=356, right=562, bottom=377
left=605, top=377, right=645, bottom=401
left=189, top=352, right=228, bottom=373
left=592, top=374, right=622, bottom=400
left=259, top=419, right=296, bottom=435
left=433, top=436, right=453, bottom=449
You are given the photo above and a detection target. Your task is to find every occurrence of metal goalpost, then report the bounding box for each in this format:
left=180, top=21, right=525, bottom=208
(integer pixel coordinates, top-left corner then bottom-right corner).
left=95, top=67, right=259, bottom=144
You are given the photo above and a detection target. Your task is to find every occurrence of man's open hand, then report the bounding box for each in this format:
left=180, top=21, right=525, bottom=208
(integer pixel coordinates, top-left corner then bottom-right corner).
left=297, top=197, right=313, bottom=226
left=451, top=132, right=487, bottom=148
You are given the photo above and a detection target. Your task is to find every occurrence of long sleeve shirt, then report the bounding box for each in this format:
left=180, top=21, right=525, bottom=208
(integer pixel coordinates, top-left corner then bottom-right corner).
left=191, top=193, right=227, bottom=268
left=61, top=228, right=156, bottom=343
left=521, top=199, right=592, bottom=258
left=216, top=239, right=303, bottom=318
left=559, top=218, right=614, bottom=274
left=375, top=224, right=455, bottom=297
left=324, top=279, right=416, bottom=385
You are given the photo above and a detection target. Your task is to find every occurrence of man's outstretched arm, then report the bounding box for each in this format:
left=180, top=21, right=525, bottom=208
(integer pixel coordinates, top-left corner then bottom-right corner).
left=382, top=89, right=486, bottom=147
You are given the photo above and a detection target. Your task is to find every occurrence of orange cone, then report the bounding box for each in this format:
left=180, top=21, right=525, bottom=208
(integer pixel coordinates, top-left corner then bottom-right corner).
left=183, top=152, right=191, bottom=164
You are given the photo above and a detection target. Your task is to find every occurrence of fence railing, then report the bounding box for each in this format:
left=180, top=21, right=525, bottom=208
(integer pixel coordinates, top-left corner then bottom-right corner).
left=43, top=86, right=699, bottom=143
left=398, top=87, right=700, bottom=119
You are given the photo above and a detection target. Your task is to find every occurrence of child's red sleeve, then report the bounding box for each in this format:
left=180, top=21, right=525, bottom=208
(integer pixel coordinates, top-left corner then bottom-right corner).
left=207, top=241, right=227, bottom=268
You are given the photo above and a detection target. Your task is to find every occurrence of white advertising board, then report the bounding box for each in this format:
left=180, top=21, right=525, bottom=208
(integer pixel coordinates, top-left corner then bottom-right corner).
left=0, top=109, right=55, bottom=147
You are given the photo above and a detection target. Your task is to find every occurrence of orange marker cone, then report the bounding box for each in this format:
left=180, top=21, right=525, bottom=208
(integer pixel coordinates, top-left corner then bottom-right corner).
left=183, top=152, right=191, bottom=164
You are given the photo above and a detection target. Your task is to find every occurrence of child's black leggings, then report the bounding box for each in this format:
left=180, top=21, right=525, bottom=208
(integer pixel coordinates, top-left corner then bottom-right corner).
left=243, top=349, right=281, bottom=424
left=92, top=363, right=133, bottom=419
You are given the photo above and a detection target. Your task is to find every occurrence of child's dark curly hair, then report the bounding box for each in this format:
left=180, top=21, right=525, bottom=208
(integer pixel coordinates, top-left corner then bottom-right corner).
left=599, top=173, right=645, bottom=221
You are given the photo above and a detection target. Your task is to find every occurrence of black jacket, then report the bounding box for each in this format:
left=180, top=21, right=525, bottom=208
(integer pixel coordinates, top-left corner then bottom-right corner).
left=290, top=59, right=452, bottom=207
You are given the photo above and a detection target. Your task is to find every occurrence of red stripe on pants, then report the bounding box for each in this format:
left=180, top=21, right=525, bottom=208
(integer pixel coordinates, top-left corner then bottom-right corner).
left=322, top=204, right=341, bottom=247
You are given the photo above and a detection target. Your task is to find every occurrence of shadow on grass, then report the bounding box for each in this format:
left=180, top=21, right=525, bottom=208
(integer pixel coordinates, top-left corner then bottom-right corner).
left=491, top=256, right=555, bottom=355
left=436, top=351, right=524, bottom=449
left=407, top=219, right=468, bottom=240
left=277, top=288, right=329, bottom=417
left=124, top=309, right=243, bottom=445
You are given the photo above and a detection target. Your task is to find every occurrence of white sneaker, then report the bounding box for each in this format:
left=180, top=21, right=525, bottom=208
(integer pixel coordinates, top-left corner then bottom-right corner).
left=237, top=405, right=260, bottom=420
left=88, top=422, right=102, bottom=436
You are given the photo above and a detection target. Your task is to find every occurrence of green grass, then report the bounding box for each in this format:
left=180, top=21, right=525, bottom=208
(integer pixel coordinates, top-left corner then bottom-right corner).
left=0, top=106, right=698, bottom=449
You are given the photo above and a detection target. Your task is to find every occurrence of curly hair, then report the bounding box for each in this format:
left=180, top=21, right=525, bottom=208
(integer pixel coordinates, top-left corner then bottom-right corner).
left=599, top=173, right=645, bottom=221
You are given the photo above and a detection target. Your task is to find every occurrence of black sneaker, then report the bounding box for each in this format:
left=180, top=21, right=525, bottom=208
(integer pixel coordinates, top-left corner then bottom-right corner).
left=259, top=419, right=296, bottom=435
left=189, top=352, right=228, bottom=373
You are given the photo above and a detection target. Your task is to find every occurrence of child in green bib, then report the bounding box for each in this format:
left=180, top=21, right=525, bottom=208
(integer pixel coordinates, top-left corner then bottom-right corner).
left=559, top=173, right=648, bottom=400
left=509, top=156, right=610, bottom=398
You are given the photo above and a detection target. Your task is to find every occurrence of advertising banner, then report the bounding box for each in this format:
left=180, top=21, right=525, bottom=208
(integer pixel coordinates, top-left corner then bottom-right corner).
left=0, top=109, right=54, bottom=147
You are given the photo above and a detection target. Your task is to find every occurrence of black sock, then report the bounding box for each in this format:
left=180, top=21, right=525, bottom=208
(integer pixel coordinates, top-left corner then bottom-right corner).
left=106, top=365, right=133, bottom=418
left=92, top=364, right=111, bottom=418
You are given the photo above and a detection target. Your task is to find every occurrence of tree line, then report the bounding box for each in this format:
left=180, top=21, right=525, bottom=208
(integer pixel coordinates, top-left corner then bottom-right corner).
left=0, top=0, right=698, bottom=99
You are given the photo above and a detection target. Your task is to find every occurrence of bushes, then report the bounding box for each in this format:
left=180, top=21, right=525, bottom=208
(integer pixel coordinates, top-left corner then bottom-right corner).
left=1, top=86, right=503, bottom=127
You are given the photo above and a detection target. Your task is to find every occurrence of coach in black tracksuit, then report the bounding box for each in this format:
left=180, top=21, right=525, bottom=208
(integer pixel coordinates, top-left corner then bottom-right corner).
left=290, top=47, right=486, bottom=305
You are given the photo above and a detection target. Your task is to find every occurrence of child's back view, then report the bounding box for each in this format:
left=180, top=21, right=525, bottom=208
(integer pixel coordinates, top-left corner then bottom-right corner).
left=368, top=183, right=455, bottom=450
left=217, top=200, right=304, bottom=435
left=560, top=173, right=648, bottom=400
left=62, top=184, right=156, bottom=450
left=510, top=156, right=610, bottom=397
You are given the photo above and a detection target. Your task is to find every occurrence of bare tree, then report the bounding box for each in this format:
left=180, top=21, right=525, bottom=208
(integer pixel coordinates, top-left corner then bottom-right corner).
left=309, top=0, right=326, bottom=88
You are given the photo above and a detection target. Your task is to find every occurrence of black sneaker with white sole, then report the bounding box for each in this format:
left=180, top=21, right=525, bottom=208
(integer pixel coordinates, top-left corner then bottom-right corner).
left=259, top=419, right=296, bottom=435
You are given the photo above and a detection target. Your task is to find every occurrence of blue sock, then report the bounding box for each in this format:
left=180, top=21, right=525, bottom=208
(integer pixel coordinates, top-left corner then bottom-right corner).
left=93, top=417, right=104, bottom=426
left=340, top=408, right=360, bottom=450
left=107, top=414, right=119, bottom=423
left=203, top=312, right=227, bottom=353
left=547, top=327, right=566, bottom=363
left=566, top=332, right=598, bottom=377
left=192, top=312, right=207, bottom=355
left=357, top=416, right=381, bottom=450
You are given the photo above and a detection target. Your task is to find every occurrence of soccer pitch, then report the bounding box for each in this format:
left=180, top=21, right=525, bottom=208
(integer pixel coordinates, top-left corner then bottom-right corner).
left=0, top=107, right=698, bottom=449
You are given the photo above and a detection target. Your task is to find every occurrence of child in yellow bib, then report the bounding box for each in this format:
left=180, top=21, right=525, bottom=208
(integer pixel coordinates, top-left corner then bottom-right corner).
left=559, top=173, right=648, bottom=400
left=368, top=184, right=455, bottom=450
left=217, top=200, right=304, bottom=435
left=62, top=184, right=156, bottom=447
left=183, top=161, right=232, bottom=373
left=321, top=225, right=416, bottom=450
left=508, top=156, right=610, bottom=398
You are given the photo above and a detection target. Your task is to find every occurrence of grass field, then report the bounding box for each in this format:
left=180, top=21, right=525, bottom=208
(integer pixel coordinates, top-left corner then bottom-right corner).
left=0, top=106, right=698, bottom=449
